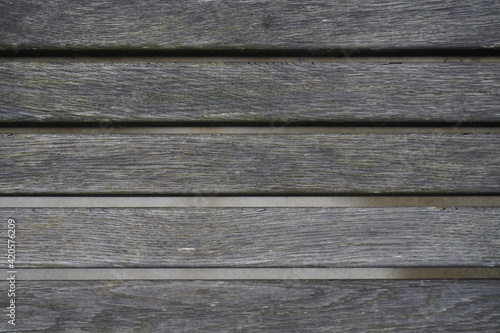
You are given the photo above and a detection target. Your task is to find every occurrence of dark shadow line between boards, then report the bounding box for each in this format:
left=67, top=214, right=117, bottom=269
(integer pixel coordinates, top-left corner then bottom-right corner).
left=1, top=121, right=500, bottom=128
left=1, top=47, right=500, bottom=58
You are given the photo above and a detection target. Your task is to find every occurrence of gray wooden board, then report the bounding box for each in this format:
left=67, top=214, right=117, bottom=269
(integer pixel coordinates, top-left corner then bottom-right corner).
left=4, top=208, right=499, bottom=268
left=0, top=1, right=499, bottom=50
left=1, top=62, right=499, bottom=123
left=1, top=134, right=499, bottom=194
left=3, top=280, right=499, bottom=332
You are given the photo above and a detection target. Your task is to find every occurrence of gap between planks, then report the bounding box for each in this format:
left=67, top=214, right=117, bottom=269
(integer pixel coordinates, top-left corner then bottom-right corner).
left=13, top=268, right=500, bottom=280
left=1, top=57, right=500, bottom=63
left=1, top=127, right=500, bottom=135
left=1, top=196, right=500, bottom=208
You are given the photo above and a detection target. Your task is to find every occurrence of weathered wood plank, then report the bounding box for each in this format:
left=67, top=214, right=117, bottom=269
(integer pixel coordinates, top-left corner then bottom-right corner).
left=6, top=280, right=499, bottom=332
left=1, top=134, right=499, bottom=194
left=5, top=207, right=499, bottom=268
left=0, top=1, right=499, bottom=51
left=1, top=62, right=499, bottom=123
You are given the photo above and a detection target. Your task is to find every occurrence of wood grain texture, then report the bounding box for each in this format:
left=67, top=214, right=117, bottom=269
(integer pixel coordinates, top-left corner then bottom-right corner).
left=5, top=207, right=499, bottom=268
left=5, top=280, right=499, bottom=332
left=1, top=134, right=499, bottom=194
left=0, top=1, right=499, bottom=50
left=1, top=62, right=499, bottom=123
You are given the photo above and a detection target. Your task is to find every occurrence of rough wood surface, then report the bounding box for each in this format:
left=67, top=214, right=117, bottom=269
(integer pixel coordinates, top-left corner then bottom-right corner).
left=5, top=280, right=499, bottom=332
left=1, top=134, right=499, bottom=194
left=0, top=1, right=499, bottom=51
left=1, top=62, right=499, bottom=123
left=5, top=207, right=499, bottom=268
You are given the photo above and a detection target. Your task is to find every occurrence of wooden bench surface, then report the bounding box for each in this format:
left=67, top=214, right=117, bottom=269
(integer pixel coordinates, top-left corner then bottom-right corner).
left=14, top=280, right=500, bottom=332
left=1, top=134, right=499, bottom=194
left=1, top=0, right=499, bottom=50
left=1, top=61, right=499, bottom=123
left=1, top=1, right=499, bottom=331
left=4, top=207, right=499, bottom=268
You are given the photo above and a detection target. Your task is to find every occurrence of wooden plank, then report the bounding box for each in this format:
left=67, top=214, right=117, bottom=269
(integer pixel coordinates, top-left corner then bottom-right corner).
left=5, top=208, right=499, bottom=268
left=1, top=62, right=499, bottom=123
left=0, top=1, right=499, bottom=51
left=7, top=280, right=500, bottom=331
left=1, top=134, right=499, bottom=194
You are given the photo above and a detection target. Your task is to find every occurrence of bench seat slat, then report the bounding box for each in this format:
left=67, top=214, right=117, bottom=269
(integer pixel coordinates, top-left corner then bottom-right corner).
left=1, top=134, right=499, bottom=194
left=5, top=207, right=499, bottom=268
left=1, top=1, right=499, bottom=50
left=15, top=280, right=500, bottom=332
left=1, top=62, right=499, bottom=123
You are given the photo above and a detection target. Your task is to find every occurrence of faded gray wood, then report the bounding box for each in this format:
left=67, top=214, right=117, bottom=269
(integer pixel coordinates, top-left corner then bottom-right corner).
left=1, top=62, right=499, bottom=123
left=0, top=1, right=499, bottom=50
left=6, top=280, right=499, bottom=332
left=1, top=134, right=499, bottom=194
left=5, top=207, right=499, bottom=268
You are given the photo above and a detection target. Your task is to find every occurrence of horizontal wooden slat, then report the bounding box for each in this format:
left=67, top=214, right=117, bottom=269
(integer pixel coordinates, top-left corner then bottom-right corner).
left=1, top=134, right=499, bottom=194
left=1, top=62, right=499, bottom=123
left=6, top=207, right=499, bottom=268
left=8, top=280, right=500, bottom=332
left=0, top=1, right=499, bottom=51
